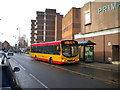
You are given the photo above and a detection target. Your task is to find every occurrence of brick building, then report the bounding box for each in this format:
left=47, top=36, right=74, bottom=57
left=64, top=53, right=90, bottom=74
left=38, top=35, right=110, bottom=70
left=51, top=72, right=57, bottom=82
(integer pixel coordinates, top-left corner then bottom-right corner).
left=31, top=20, right=36, bottom=44
left=31, top=9, right=63, bottom=44
left=55, top=13, right=63, bottom=41
left=62, top=1, right=120, bottom=63
left=62, top=7, right=81, bottom=40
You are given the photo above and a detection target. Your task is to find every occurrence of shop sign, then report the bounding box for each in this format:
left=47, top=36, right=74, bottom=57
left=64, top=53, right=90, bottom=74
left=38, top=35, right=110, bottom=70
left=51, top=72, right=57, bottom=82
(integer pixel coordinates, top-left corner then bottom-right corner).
left=98, top=1, right=120, bottom=14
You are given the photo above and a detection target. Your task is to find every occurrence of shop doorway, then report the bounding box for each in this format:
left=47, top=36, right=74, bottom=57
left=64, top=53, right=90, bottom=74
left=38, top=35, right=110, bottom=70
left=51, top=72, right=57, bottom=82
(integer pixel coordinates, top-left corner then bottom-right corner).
left=112, top=45, right=120, bottom=61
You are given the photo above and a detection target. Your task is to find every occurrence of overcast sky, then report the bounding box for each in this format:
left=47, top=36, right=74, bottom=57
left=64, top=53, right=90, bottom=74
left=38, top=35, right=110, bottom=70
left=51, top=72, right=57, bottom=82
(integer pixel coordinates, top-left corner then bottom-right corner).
left=0, top=0, right=95, bottom=46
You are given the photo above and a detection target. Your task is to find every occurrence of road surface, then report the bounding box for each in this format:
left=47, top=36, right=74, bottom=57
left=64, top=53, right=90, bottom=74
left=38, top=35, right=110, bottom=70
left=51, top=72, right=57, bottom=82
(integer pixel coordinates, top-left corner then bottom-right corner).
left=9, top=54, right=119, bottom=89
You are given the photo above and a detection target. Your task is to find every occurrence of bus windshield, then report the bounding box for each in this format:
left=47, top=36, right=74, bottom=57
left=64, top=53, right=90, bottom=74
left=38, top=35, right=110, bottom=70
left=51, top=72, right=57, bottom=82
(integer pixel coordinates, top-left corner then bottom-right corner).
left=62, top=44, right=78, bottom=57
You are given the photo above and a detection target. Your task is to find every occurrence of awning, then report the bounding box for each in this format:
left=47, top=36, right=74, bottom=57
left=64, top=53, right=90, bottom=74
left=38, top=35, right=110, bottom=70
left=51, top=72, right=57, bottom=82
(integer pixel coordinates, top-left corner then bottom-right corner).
left=78, top=40, right=96, bottom=45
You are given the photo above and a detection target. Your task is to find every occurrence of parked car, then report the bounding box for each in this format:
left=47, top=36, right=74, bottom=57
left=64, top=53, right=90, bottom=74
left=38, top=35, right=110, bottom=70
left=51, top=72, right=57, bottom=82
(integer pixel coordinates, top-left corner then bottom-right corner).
left=7, top=50, right=14, bottom=56
left=0, top=51, right=21, bottom=90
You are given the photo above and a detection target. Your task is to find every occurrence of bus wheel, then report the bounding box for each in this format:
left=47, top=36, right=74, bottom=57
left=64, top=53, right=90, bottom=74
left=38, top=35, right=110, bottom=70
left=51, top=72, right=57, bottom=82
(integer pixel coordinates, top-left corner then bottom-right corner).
left=49, top=57, right=53, bottom=64
left=34, top=56, right=37, bottom=60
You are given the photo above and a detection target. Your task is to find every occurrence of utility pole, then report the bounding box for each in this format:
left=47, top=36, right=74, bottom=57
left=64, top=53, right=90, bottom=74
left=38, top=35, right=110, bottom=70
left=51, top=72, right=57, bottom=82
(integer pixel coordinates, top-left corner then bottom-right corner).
left=16, top=27, right=20, bottom=50
left=13, top=35, right=16, bottom=46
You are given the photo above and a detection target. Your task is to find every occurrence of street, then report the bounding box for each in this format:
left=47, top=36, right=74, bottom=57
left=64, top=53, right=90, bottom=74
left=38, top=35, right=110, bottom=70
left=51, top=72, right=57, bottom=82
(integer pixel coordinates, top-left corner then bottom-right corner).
left=9, top=54, right=119, bottom=89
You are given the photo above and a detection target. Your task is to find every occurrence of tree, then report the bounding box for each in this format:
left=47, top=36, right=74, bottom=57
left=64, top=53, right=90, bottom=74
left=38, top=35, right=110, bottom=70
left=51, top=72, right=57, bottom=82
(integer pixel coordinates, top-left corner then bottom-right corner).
left=2, top=41, right=11, bottom=51
left=18, top=34, right=28, bottom=50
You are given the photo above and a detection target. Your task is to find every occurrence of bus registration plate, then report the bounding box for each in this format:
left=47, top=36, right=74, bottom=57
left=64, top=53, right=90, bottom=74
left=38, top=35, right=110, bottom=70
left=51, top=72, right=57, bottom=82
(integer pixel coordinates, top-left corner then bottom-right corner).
left=68, top=60, right=75, bottom=63
left=68, top=61, right=74, bottom=63
left=68, top=60, right=74, bottom=63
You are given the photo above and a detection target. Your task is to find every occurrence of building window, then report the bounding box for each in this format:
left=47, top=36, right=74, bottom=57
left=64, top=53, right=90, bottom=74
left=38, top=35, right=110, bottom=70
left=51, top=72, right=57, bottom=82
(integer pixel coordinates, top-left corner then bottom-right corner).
left=85, top=12, right=91, bottom=25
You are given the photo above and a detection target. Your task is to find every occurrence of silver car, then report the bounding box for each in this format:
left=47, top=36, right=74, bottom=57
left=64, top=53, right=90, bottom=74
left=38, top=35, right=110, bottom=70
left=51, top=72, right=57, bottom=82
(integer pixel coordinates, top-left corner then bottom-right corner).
left=0, top=51, right=21, bottom=89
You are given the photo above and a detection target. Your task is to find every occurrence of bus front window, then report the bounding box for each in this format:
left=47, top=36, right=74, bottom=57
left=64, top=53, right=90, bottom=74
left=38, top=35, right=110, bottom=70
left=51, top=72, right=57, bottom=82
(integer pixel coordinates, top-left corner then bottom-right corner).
left=62, top=45, right=78, bottom=57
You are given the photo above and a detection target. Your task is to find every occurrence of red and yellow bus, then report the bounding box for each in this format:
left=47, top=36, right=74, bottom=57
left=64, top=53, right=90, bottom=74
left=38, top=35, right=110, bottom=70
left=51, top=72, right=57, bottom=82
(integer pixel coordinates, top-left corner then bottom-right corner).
left=30, top=40, right=79, bottom=64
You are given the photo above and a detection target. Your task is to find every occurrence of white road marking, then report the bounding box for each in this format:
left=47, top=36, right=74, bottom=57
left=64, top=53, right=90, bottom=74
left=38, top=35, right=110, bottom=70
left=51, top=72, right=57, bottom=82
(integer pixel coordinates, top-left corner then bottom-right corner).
left=19, top=64, right=26, bottom=70
left=29, top=74, right=49, bottom=89
left=13, top=60, right=18, bottom=64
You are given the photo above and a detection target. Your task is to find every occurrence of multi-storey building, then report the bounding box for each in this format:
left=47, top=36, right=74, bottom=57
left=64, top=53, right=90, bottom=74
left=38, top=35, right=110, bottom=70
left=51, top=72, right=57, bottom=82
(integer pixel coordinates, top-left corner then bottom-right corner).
left=62, top=1, right=120, bottom=63
left=31, top=20, right=36, bottom=44
left=36, top=11, right=44, bottom=42
left=62, top=7, right=81, bottom=40
left=31, top=9, right=63, bottom=44
left=55, top=13, right=63, bottom=41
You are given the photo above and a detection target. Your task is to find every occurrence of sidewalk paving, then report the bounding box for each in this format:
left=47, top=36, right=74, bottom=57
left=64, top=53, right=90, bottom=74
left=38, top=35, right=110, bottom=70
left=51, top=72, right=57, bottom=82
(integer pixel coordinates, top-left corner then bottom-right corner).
left=80, top=61, right=120, bottom=72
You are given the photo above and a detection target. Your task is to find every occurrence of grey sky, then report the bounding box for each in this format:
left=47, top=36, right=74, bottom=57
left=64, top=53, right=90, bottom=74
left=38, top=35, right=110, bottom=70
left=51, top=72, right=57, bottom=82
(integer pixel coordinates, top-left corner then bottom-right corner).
left=0, top=0, right=94, bottom=46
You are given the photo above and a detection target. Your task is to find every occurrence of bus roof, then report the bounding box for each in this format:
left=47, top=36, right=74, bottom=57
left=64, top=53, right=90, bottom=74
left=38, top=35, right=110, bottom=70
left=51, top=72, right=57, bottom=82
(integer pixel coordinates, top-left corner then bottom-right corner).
left=30, top=40, right=76, bottom=46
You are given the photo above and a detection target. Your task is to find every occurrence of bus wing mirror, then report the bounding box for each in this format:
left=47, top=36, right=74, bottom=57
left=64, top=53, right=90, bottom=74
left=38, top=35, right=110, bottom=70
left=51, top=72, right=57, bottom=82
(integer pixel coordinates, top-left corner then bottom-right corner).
left=13, top=67, right=20, bottom=72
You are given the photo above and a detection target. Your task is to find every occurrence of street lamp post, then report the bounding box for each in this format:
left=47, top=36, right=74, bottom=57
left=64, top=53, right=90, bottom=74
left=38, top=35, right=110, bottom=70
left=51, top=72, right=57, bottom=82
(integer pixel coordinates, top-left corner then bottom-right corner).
left=13, top=35, right=17, bottom=52
left=13, top=35, right=16, bottom=46
left=16, top=27, right=20, bottom=50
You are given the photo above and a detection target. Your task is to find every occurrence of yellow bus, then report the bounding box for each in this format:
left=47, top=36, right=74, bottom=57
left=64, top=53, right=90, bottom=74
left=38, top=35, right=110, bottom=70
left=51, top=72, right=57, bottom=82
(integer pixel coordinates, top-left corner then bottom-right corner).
left=30, top=40, right=79, bottom=64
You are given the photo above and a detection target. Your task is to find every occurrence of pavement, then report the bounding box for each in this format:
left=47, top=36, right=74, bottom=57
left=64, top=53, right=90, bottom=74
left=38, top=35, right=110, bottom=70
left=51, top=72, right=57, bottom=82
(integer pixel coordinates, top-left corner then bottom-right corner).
left=80, top=61, right=120, bottom=72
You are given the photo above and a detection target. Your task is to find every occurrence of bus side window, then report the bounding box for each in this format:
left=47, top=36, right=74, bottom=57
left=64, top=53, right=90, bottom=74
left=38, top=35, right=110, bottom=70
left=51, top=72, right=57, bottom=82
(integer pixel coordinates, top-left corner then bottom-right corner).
left=38, top=46, right=40, bottom=53
left=35, top=46, right=37, bottom=53
left=41, top=46, right=43, bottom=53
left=56, top=45, right=60, bottom=55
left=50, top=45, right=53, bottom=54
left=57, top=46, right=59, bottom=50
left=31, top=47, right=33, bottom=52
left=47, top=46, right=49, bottom=54
left=33, top=47, right=35, bottom=53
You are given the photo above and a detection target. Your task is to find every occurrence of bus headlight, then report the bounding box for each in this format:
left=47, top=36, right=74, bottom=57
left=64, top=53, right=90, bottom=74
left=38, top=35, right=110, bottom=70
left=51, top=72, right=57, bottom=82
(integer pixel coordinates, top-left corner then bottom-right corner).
left=62, top=60, right=66, bottom=62
left=76, top=59, right=79, bottom=61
